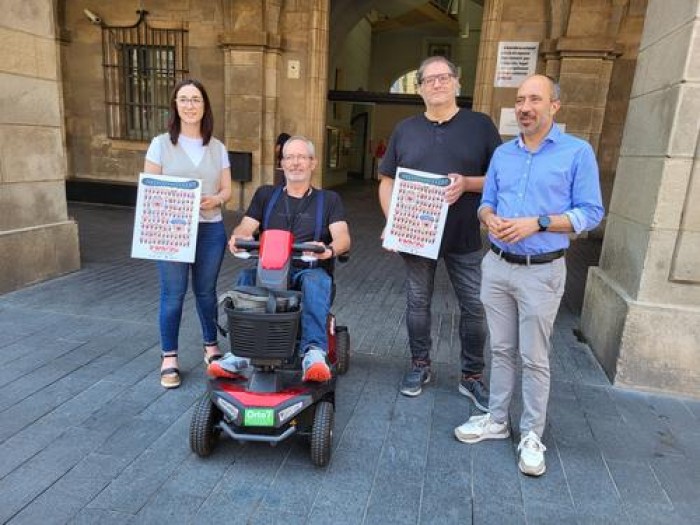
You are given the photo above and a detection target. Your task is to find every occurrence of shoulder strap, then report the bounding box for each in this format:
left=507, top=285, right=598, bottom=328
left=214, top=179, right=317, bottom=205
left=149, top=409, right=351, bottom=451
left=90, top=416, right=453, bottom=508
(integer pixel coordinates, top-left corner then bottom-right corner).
left=263, top=185, right=284, bottom=230
left=314, top=189, right=324, bottom=241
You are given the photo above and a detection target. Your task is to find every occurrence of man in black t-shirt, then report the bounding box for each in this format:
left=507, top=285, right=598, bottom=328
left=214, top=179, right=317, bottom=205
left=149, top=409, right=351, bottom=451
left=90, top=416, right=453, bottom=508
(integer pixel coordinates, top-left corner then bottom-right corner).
left=379, top=56, right=501, bottom=404
left=225, top=136, right=351, bottom=383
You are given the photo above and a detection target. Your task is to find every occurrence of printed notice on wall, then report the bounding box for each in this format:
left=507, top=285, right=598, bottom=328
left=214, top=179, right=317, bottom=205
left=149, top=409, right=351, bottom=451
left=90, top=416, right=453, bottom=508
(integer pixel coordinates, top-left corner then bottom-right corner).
left=494, top=42, right=539, bottom=88
left=383, top=167, right=450, bottom=260
left=131, top=173, right=202, bottom=263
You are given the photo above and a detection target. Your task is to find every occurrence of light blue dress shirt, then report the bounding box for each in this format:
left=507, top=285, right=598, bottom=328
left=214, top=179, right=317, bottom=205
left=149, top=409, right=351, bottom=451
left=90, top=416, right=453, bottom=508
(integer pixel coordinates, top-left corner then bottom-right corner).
left=480, top=124, right=604, bottom=255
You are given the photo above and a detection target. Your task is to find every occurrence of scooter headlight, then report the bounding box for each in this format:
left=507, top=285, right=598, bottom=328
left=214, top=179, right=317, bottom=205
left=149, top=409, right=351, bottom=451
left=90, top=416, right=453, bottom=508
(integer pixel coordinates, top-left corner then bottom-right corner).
left=278, top=401, right=303, bottom=424
left=216, top=397, right=239, bottom=420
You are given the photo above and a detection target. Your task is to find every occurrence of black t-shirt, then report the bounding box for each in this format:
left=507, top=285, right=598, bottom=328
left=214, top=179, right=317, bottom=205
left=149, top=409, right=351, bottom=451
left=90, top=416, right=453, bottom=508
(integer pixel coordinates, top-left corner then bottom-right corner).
left=245, top=185, right=346, bottom=246
left=379, top=109, right=501, bottom=255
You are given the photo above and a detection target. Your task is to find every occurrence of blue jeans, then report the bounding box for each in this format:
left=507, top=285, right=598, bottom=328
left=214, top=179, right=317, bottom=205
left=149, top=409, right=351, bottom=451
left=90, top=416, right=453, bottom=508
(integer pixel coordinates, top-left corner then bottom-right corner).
left=157, top=221, right=227, bottom=353
left=237, top=266, right=331, bottom=353
left=401, top=250, right=486, bottom=375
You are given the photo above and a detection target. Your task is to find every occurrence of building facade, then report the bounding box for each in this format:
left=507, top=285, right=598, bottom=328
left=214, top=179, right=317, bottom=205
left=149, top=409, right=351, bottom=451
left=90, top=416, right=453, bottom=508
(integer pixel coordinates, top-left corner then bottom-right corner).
left=1, top=0, right=698, bottom=395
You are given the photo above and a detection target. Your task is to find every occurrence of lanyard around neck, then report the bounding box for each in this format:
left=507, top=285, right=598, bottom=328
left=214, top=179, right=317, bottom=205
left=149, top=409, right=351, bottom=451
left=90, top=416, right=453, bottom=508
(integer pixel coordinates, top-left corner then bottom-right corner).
left=283, top=188, right=313, bottom=232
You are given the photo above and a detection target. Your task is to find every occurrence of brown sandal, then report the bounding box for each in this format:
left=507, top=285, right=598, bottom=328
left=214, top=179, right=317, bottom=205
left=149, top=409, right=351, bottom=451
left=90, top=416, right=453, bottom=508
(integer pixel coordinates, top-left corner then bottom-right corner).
left=161, top=352, right=181, bottom=389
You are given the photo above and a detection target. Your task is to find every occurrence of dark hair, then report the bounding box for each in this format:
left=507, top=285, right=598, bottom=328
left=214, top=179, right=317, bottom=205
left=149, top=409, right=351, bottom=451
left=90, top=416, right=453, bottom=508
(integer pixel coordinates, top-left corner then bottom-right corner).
left=167, top=78, right=214, bottom=145
left=416, top=56, right=459, bottom=85
left=276, top=132, right=291, bottom=147
left=275, top=132, right=291, bottom=166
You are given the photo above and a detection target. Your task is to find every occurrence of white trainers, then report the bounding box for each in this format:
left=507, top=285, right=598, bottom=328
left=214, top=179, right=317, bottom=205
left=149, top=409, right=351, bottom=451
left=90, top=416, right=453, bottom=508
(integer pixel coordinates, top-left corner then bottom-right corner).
left=454, top=413, right=509, bottom=444
left=518, top=431, right=547, bottom=476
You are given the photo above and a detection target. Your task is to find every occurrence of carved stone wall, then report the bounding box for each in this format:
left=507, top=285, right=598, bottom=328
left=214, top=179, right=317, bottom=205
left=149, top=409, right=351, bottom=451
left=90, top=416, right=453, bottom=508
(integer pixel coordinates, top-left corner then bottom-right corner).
left=582, top=0, right=700, bottom=396
left=0, top=0, right=80, bottom=293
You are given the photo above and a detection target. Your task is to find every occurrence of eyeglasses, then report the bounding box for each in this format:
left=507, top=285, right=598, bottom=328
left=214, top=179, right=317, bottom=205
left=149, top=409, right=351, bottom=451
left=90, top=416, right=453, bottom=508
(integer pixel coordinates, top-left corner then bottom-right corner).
left=282, top=154, right=313, bottom=163
left=420, top=73, right=455, bottom=86
left=176, top=97, right=204, bottom=106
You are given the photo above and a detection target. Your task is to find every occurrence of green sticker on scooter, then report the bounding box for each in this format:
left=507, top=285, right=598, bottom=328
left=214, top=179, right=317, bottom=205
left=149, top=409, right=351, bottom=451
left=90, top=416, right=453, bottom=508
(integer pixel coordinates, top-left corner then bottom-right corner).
left=244, top=408, right=274, bottom=427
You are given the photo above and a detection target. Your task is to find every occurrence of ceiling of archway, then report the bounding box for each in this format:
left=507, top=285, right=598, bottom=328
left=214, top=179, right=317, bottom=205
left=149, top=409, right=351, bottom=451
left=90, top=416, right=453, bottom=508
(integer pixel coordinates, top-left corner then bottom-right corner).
left=330, top=0, right=471, bottom=58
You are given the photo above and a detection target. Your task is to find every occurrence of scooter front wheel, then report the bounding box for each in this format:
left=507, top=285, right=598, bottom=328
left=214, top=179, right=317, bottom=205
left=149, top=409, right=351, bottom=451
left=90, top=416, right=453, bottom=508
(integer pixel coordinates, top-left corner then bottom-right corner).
left=190, top=395, right=221, bottom=457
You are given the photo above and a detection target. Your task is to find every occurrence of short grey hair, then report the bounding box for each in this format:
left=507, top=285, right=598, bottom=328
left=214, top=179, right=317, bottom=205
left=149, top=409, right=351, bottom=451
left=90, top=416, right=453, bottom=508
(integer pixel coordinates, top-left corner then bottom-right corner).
left=416, top=56, right=459, bottom=85
left=282, top=135, right=316, bottom=158
left=545, top=75, right=561, bottom=101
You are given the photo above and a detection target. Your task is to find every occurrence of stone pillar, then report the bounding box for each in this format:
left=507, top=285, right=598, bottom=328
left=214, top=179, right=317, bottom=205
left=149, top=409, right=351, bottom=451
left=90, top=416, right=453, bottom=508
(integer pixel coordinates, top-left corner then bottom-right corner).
left=581, top=0, right=700, bottom=396
left=543, top=0, right=625, bottom=153
left=554, top=40, right=619, bottom=152
left=303, top=0, right=330, bottom=187
left=220, top=0, right=329, bottom=198
left=220, top=0, right=283, bottom=205
left=472, top=0, right=503, bottom=116
left=0, top=0, right=80, bottom=294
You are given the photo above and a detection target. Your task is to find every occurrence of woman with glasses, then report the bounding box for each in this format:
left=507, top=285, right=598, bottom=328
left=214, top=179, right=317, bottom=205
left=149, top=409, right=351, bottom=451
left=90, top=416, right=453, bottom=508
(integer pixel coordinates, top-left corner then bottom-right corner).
left=144, top=78, right=232, bottom=389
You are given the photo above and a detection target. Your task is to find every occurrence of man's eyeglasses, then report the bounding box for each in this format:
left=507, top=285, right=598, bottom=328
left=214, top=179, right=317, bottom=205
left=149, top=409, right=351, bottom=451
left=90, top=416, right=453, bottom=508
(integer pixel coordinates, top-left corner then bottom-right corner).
left=176, top=97, right=204, bottom=106
left=420, top=73, right=455, bottom=86
left=282, top=154, right=313, bottom=163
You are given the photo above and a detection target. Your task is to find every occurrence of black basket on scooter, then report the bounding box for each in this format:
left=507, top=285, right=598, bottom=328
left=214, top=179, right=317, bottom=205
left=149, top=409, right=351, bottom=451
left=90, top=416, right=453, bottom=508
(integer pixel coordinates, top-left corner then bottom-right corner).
left=222, top=286, right=302, bottom=360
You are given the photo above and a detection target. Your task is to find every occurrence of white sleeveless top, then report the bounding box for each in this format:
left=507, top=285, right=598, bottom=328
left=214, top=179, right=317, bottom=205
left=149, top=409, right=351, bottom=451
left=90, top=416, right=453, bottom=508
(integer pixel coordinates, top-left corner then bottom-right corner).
left=146, top=133, right=230, bottom=222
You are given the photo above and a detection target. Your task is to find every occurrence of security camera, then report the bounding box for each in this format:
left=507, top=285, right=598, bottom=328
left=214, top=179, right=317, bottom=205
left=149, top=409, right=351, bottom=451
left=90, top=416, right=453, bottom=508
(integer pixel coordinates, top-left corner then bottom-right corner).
left=83, top=9, right=102, bottom=26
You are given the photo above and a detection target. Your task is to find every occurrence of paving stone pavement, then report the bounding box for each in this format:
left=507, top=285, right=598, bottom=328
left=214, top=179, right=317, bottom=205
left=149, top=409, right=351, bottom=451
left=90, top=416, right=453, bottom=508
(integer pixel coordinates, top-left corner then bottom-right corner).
left=1, top=181, right=699, bottom=524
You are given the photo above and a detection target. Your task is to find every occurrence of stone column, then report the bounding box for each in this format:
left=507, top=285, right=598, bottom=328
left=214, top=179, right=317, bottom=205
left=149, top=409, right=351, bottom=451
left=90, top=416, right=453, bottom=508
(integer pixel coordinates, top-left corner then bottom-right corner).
left=220, top=0, right=329, bottom=198
left=0, top=0, right=80, bottom=294
left=220, top=0, right=283, bottom=205
left=554, top=39, right=620, bottom=152
left=581, top=0, right=700, bottom=396
left=472, top=0, right=504, bottom=116
left=304, top=0, right=329, bottom=186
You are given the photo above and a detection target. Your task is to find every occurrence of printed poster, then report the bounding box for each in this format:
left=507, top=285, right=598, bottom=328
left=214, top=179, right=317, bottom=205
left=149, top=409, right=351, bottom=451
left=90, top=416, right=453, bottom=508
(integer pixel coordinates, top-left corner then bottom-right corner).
left=494, top=42, right=539, bottom=88
left=383, top=167, right=450, bottom=260
left=131, top=173, right=201, bottom=263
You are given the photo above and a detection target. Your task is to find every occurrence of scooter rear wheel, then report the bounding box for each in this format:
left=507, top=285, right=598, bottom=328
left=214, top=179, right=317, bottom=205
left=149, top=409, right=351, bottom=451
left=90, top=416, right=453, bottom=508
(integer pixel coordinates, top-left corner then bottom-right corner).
left=190, top=395, right=221, bottom=457
left=335, top=327, right=350, bottom=375
left=310, top=400, right=334, bottom=467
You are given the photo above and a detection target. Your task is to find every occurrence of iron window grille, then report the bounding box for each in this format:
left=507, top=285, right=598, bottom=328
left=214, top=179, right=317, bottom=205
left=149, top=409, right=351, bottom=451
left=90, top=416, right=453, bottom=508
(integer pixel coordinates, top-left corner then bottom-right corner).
left=102, top=11, right=188, bottom=141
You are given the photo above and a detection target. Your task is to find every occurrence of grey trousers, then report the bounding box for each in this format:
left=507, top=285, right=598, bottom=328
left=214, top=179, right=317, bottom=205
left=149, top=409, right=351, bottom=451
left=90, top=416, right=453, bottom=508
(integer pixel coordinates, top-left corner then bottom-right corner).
left=480, top=250, right=566, bottom=436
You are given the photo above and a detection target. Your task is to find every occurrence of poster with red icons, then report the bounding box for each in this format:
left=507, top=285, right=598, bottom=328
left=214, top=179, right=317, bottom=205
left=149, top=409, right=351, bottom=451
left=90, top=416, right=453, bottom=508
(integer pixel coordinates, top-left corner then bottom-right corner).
left=131, top=173, right=202, bottom=263
left=383, top=167, right=450, bottom=260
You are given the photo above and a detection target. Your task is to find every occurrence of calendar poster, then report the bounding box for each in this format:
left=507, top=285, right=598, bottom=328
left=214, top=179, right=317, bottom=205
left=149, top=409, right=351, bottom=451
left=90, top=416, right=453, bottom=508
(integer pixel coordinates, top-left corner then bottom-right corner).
left=383, top=167, right=450, bottom=260
left=131, top=173, right=201, bottom=263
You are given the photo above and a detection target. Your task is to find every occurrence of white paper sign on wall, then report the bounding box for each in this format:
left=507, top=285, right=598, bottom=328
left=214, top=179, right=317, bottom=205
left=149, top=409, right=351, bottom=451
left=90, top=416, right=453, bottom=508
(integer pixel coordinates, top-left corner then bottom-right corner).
left=494, top=42, right=539, bottom=88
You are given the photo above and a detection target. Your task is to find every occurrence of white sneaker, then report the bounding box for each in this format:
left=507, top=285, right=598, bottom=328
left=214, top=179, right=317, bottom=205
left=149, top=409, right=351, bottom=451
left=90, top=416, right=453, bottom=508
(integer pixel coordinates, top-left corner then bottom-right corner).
left=518, top=431, right=547, bottom=476
left=454, top=413, right=509, bottom=444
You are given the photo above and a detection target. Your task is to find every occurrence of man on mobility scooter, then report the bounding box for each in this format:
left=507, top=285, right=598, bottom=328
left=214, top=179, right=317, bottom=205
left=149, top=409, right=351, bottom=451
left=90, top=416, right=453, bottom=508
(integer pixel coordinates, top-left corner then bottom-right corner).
left=211, top=135, right=351, bottom=381
left=190, top=136, right=351, bottom=466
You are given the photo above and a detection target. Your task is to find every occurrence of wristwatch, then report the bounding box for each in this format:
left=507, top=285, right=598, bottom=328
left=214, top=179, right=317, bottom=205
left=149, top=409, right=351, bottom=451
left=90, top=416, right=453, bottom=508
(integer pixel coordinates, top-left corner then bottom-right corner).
left=537, top=215, right=551, bottom=232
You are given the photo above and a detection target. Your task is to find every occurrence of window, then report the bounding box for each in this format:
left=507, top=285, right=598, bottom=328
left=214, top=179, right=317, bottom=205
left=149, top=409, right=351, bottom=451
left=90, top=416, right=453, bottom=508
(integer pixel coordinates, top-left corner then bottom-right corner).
left=102, top=15, right=188, bottom=141
left=390, top=70, right=419, bottom=94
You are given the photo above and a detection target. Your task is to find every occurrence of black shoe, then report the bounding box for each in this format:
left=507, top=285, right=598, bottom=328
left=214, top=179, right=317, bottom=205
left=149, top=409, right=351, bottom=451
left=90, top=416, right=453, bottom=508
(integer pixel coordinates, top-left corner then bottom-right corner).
left=400, top=364, right=431, bottom=397
left=459, top=374, right=489, bottom=412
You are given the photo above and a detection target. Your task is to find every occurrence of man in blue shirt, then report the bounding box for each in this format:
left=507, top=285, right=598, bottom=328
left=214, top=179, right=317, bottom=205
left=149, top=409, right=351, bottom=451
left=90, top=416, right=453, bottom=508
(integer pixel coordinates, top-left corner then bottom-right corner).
left=453, top=75, right=604, bottom=477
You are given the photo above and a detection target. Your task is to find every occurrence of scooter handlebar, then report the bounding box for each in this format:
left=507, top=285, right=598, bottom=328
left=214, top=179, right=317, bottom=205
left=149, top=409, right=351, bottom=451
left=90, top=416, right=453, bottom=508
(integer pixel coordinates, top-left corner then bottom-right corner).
left=233, top=239, right=259, bottom=251
left=233, top=239, right=326, bottom=254
left=292, top=242, right=326, bottom=254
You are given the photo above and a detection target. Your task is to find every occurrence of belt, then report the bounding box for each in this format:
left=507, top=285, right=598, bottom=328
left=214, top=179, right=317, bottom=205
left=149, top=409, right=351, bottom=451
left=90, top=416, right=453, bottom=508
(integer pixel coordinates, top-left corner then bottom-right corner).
left=490, top=245, right=566, bottom=265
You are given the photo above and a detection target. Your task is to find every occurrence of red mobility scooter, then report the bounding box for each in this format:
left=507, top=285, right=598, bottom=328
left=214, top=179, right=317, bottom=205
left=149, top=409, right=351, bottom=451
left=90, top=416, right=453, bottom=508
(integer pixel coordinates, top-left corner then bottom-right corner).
left=189, top=229, right=350, bottom=467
